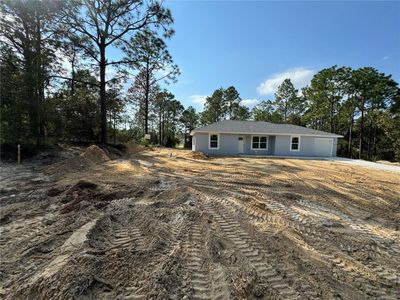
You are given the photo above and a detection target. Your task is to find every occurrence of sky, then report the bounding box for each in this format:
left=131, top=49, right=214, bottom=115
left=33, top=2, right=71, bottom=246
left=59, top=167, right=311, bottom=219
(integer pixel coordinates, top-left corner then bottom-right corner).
left=158, top=0, right=400, bottom=111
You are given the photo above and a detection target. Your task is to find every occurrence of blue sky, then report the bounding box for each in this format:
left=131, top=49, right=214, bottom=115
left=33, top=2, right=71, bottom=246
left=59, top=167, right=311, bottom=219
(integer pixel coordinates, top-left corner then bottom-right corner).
left=160, top=0, right=400, bottom=111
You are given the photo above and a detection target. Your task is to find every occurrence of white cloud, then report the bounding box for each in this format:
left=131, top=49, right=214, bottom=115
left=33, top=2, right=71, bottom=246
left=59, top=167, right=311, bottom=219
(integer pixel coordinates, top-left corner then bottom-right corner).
left=382, top=56, right=389, bottom=60
left=190, top=94, right=207, bottom=106
left=241, top=99, right=259, bottom=107
left=257, top=67, right=315, bottom=96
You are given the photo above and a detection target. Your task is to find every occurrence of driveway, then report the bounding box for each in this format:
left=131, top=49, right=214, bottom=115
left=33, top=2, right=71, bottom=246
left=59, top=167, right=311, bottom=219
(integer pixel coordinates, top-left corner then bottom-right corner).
left=239, top=154, right=400, bottom=173
left=327, top=157, right=400, bottom=173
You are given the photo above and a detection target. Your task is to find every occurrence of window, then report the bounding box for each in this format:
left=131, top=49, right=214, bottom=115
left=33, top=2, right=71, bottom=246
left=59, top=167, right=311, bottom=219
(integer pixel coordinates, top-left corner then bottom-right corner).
left=251, top=136, right=268, bottom=150
left=291, top=136, right=300, bottom=151
left=209, top=134, right=219, bottom=149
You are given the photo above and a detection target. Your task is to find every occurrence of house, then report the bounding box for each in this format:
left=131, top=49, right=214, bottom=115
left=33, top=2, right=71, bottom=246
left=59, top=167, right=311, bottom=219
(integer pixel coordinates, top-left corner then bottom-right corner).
left=191, top=120, right=343, bottom=157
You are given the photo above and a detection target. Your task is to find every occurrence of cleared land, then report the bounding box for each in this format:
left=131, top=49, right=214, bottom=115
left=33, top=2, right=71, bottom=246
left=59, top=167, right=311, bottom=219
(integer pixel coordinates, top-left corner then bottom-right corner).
left=1, top=146, right=399, bottom=299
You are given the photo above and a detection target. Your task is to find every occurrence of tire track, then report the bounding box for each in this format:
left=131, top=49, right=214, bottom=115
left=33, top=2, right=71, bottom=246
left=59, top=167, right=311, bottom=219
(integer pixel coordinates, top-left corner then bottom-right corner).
left=121, top=210, right=186, bottom=299
left=210, top=266, right=230, bottom=300
left=183, top=224, right=212, bottom=300
left=246, top=181, right=400, bottom=260
left=195, top=187, right=394, bottom=299
left=110, top=227, right=144, bottom=252
left=200, top=194, right=300, bottom=300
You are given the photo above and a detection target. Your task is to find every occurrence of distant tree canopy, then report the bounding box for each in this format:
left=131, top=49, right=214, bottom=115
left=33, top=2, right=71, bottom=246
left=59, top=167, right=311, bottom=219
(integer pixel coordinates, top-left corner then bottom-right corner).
left=200, top=86, right=251, bottom=124
left=0, top=1, right=399, bottom=161
left=200, top=68, right=399, bottom=161
left=0, top=0, right=174, bottom=148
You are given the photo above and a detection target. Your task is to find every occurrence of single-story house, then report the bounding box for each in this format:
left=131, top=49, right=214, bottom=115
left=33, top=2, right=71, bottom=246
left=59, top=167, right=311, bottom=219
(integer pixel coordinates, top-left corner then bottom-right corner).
left=191, top=120, right=343, bottom=157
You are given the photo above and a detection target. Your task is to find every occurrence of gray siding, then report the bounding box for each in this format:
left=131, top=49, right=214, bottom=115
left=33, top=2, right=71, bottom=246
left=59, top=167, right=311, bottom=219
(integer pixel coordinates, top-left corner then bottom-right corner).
left=332, top=138, right=338, bottom=156
left=273, top=135, right=337, bottom=157
left=243, top=135, right=274, bottom=155
left=193, top=133, right=337, bottom=157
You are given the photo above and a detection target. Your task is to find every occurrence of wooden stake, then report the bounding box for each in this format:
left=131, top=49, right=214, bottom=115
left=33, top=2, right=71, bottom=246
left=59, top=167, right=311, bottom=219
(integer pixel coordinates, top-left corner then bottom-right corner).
left=17, top=144, right=21, bottom=164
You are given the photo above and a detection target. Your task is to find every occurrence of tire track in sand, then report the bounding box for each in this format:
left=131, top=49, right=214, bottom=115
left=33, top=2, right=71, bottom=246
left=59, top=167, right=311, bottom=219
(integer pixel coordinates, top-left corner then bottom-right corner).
left=200, top=194, right=300, bottom=300
left=183, top=224, right=230, bottom=300
left=122, top=212, right=186, bottom=299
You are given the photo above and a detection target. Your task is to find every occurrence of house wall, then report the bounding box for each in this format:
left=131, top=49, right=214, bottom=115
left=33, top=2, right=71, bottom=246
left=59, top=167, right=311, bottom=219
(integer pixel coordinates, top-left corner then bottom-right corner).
left=193, top=133, right=337, bottom=157
left=194, top=133, right=273, bottom=155
left=274, top=135, right=337, bottom=156
left=332, top=138, right=338, bottom=156
left=243, top=135, right=274, bottom=155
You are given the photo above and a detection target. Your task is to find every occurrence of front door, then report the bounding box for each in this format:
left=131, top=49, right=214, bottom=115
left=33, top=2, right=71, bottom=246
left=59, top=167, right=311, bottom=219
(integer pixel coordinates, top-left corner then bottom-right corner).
left=238, top=136, right=244, bottom=153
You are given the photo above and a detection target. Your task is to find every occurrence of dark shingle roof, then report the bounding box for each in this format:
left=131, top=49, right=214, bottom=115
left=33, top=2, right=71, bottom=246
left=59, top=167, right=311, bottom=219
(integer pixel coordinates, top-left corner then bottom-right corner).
left=192, top=120, right=343, bottom=137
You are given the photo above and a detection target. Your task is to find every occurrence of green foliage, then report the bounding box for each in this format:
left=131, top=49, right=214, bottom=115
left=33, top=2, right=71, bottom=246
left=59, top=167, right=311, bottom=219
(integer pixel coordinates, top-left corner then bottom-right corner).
left=0, top=0, right=62, bottom=146
left=302, top=66, right=399, bottom=160
left=200, top=88, right=225, bottom=124
left=274, top=78, right=299, bottom=122
left=200, top=87, right=251, bottom=124
left=234, top=106, right=251, bottom=121
left=180, top=106, right=199, bottom=133
left=200, top=68, right=400, bottom=161
left=49, top=70, right=101, bottom=142
left=252, top=100, right=283, bottom=123
left=0, top=1, right=399, bottom=161
left=139, top=137, right=150, bottom=146
left=224, top=86, right=241, bottom=119
left=0, top=46, right=32, bottom=145
left=302, top=66, right=349, bottom=133
left=124, top=30, right=180, bottom=135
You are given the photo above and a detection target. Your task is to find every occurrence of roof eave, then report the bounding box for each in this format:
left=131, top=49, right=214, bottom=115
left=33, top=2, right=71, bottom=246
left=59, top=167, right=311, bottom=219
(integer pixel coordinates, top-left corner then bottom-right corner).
left=192, top=130, right=343, bottom=138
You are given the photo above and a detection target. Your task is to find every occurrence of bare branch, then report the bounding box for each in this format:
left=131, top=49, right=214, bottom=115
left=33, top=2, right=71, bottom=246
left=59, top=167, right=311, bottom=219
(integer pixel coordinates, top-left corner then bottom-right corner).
left=49, top=75, right=100, bottom=87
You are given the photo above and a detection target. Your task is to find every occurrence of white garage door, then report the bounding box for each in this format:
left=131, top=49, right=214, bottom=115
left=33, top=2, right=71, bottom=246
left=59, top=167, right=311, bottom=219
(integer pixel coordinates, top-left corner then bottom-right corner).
left=314, top=138, right=333, bottom=157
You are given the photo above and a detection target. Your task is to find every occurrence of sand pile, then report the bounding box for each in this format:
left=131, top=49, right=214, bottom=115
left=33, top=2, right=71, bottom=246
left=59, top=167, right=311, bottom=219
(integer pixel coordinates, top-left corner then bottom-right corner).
left=80, top=145, right=110, bottom=163
left=187, top=151, right=209, bottom=160
left=2, top=149, right=400, bottom=299
left=45, top=145, right=110, bottom=175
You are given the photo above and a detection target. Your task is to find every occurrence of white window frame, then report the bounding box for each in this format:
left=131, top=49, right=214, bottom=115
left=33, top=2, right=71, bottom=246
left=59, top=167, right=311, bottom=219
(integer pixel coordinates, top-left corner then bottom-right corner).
left=290, top=135, right=301, bottom=151
left=208, top=133, right=220, bottom=150
left=251, top=135, right=269, bottom=150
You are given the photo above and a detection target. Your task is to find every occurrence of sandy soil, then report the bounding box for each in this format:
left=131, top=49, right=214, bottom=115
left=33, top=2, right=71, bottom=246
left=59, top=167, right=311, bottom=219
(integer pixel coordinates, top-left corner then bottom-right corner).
left=1, top=146, right=399, bottom=299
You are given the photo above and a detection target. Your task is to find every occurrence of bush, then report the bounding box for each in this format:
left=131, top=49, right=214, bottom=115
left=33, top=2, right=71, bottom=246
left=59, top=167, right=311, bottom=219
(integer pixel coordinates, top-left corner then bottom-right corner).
left=140, top=138, right=150, bottom=147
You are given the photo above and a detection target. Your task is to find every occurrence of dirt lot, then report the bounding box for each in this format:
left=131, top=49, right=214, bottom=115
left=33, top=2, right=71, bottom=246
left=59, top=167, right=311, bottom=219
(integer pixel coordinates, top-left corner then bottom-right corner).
left=1, top=146, right=399, bottom=299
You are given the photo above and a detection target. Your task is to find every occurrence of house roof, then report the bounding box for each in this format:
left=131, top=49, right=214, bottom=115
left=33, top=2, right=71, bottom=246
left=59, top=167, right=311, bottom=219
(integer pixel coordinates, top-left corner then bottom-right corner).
left=191, top=120, right=343, bottom=138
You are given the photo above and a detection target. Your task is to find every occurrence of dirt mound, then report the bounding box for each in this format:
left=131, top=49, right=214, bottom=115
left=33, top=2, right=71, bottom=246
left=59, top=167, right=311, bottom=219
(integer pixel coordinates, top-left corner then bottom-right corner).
left=45, top=145, right=110, bottom=175
left=80, top=145, right=110, bottom=163
left=3, top=149, right=400, bottom=299
left=126, top=144, right=144, bottom=155
left=99, top=144, right=126, bottom=159
left=54, top=179, right=150, bottom=214
left=187, top=151, right=209, bottom=160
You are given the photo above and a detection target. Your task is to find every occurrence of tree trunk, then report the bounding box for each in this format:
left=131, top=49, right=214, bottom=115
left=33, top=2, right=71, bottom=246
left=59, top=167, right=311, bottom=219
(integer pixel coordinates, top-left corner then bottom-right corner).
left=373, top=124, right=377, bottom=158
left=71, top=47, right=76, bottom=97
left=172, top=113, right=176, bottom=147
left=35, top=14, right=47, bottom=147
left=330, top=101, right=334, bottom=133
left=284, top=100, right=288, bottom=122
left=348, top=109, right=354, bottom=158
left=144, top=60, right=150, bottom=135
left=113, top=111, right=116, bottom=145
left=358, top=99, right=365, bottom=159
left=158, top=107, right=162, bottom=145
left=100, top=42, right=107, bottom=144
left=367, top=119, right=373, bottom=160
left=161, top=114, right=164, bottom=145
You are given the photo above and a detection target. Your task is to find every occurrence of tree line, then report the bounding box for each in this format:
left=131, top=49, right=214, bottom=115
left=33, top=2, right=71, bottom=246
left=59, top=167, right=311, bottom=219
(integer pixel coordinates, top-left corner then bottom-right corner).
left=200, top=67, right=400, bottom=161
left=0, top=0, right=198, bottom=155
left=1, top=1, right=399, bottom=161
